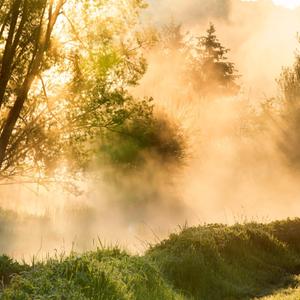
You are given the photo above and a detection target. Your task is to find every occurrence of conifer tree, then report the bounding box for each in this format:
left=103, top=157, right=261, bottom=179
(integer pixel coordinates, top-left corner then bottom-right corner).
left=190, top=23, right=239, bottom=97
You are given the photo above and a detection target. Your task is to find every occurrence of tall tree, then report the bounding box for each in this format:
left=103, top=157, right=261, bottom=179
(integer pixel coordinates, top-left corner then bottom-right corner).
left=0, top=0, right=66, bottom=177
left=189, top=23, right=239, bottom=97
left=0, top=0, right=154, bottom=180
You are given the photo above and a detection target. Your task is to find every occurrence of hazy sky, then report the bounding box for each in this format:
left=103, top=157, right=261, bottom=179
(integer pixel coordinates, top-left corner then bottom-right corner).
left=243, top=0, right=300, bottom=9
left=270, top=0, right=300, bottom=9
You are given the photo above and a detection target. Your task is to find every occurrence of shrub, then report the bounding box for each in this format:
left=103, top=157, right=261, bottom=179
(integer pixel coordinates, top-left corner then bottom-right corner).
left=146, top=223, right=300, bottom=300
left=0, top=255, right=28, bottom=286
left=2, top=248, right=183, bottom=300
left=98, top=112, right=186, bottom=169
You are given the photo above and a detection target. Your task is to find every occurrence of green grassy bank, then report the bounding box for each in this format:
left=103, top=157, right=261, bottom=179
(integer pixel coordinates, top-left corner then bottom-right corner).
left=1, top=219, right=300, bottom=299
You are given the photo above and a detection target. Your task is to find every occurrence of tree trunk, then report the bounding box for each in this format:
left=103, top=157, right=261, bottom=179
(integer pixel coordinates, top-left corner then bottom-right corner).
left=0, top=0, right=65, bottom=170
left=0, top=0, right=22, bottom=109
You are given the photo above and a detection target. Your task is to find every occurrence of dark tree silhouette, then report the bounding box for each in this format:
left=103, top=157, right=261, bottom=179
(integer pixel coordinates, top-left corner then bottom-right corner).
left=0, top=0, right=66, bottom=176
left=190, top=23, right=239, bottom=97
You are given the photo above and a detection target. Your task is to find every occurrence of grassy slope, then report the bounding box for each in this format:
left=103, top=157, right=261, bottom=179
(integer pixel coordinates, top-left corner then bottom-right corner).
left=147, top=221, right=300, bottom=300
left=1, top=219, right=300, bottom=299
left=0, top=249, right=184, bottom=300
left=257, top=276, right=300, bottom=300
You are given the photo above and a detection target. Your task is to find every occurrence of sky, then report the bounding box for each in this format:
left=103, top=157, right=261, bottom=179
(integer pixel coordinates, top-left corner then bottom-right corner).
left=243, top=0, right=300, bottom=9
left=271, top=0, right=300, bottom=9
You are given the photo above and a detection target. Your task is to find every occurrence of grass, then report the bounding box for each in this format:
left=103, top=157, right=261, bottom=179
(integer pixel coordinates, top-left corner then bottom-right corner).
left=147, top=221, right=300, bottom=300
left=0, top=249, right=184, bottom=300
left=0, top=255, right=29, bottom=286
left=256, top=276, right=300, bottom=300
left=1, top=219, right=300, bottom=299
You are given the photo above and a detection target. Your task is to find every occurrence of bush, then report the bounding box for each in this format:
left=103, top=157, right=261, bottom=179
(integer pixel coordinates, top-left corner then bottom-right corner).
left=146, top=222, right=300, bottom=300
left=1, top=248, right=183, bottom=300
left=0, top=255, right=28, bottom=286
left=269, top=219, right=300, bottom=254
left=2, top=220, right=300, bottom=299
left=98, top=112, right=186, bottom=169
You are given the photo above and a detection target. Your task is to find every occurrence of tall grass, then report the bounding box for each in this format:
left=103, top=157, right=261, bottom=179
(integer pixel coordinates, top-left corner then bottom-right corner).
left=1, top=219, right=300, bottom=299
left=1, top=248, right=184, bottom=300
left=147, top=221, right=300, bottom=300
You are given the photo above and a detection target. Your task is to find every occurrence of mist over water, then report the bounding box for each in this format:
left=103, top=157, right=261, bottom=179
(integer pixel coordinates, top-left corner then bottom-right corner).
left=1, top=0, right=300, bottom=259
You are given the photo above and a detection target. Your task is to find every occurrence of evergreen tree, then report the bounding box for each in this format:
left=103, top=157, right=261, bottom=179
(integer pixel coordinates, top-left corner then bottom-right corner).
left=190, top=23, right=239, bottom=97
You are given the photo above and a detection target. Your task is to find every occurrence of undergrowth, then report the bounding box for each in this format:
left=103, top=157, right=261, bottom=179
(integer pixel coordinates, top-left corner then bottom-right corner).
left=1, top=219, right=300, bottom=299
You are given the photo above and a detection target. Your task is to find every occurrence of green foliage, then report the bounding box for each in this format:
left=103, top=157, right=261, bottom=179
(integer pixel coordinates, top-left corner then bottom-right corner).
left=0, top=255, right=28, bottom=286
left=269, top=219, right=300, bottom=253
left=258, top=276, right=300, bottom=300
left=60, top=0, right=156, bottom=172
left=0, top=0, right=156, bottom=180
left=2, top=219, right=300, bottom=299
left=98, top=111, right=186, bottom=169
left=1, top=248, right=183, bottom=300
left=0, top=0, right=65, bottom=177
left=147, top=221, right=300, bottom=300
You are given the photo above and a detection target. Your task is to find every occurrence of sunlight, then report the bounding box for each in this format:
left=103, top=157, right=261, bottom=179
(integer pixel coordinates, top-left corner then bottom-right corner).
left=273, top=0, right=300, bottom=9
left=242, top=0, right=300, bottom=9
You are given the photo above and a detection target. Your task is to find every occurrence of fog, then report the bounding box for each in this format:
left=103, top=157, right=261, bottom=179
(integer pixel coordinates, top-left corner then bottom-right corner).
left=1, top=0, right=300, bottom=259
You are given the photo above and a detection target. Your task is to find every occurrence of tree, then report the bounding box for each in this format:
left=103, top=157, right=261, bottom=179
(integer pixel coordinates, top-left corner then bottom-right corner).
left=0, top=0, right=66, bottom=178
left=189, top=23, right=239, bottom=97
left=253, top=38, right=300, bottom=169
left=275, top=47, right=300, bottom=168
left=0, top=0, right=155, bottom=181
left=60, top=0, right=155, bottom=171
left=69, top=13, right=185, bottom=171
